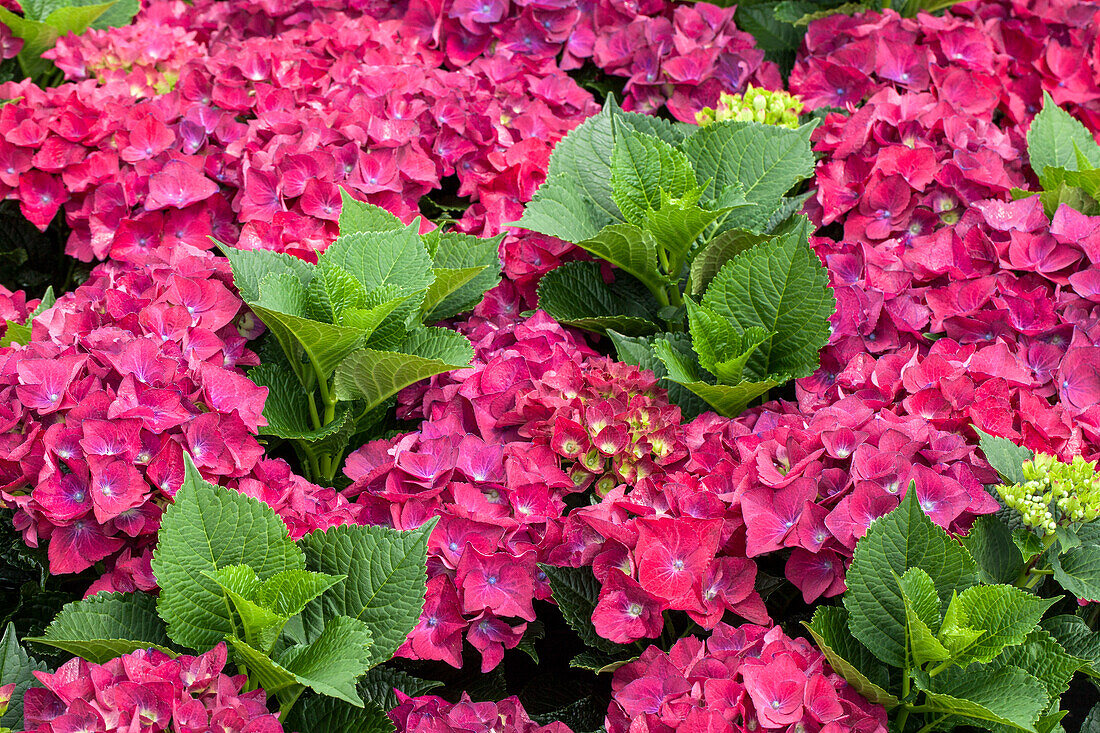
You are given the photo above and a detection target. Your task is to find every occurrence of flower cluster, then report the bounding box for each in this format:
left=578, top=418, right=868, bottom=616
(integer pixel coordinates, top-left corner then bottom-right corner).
left=695, top=85, right=804, bottom=128
left=676, top=396, right=998, bottom=604
left=348, top=306, right=771, bottom=665
left=20, top=644, right=283, bottom=733
left=607, top=622, right=887, bottom=733
left=390, top=693, right=570, bottom=733
left=777, top=0, right=1100, bottom=595
left=0, top=245, right=356, bottom=586
left=346, top=311, right=598, bottom=670
left=789, top=0, right=1100, bottom=135
left=1000, top=452, right=1100, bottom=533
left=396, top=0, right=780, bottom=122
left=4, top=0, right=598, bottom=264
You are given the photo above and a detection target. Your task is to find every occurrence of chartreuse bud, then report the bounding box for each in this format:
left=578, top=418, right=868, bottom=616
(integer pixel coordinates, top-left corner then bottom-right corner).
left=695, top=85, right=805, bottom=129
left=998, top=452, right=1100, bottom=535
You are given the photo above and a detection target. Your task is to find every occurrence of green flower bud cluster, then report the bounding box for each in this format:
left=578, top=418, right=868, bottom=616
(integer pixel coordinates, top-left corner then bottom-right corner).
left=695, top=85, right=805, bottom=129
left=998, top=453, right=1100, bottom=535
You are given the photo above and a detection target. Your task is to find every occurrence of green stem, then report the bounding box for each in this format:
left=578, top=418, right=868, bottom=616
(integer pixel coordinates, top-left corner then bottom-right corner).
left=927, top=659, right=952, bottom=678
left=307, top=393, right=322, bottom=431
left=306, top=452, right=321, bottom=483
left=1015, top=532, right=1058, bottom=589
left=895, top=671, right=912, bottom=732
left=916, top=715, right=951, bottom=733
left=666, top=282, right=683, bottom=308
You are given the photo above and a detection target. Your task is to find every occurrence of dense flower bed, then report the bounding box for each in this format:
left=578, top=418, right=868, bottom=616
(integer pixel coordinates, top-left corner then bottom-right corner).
left=0, top=0, right=1098, bottom=731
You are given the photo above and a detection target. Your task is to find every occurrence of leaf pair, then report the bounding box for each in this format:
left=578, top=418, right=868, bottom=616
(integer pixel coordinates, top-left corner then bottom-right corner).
left=28, top=455, right=436, bottom=724
left=806, top=488, right=1085, bottom=733
left=520, top=96, right=817, bottom=335
left=517, top=98, right=832, bottom=420
left=220, top=192, right=497, bottom=484
left=608, top=218, right=834, bottom=418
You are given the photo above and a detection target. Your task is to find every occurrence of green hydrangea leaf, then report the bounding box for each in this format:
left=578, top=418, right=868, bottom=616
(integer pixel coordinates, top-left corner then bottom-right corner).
left=87, top=0, right=138, bottom=28
left=1039, top=166, right=1100, bottom=199
left=541, top=97, right=629, bottom=223
left=989, top=629, right=1083, bottom=701
left=1, top=3, right=114, bottom=78
left=1027, top=92, right=1100, bottom=175
left=701, top=218, right=834, bottom=381
left=27, top=591, right=175, bottom=663
left=574, top=224, right=666, bottom=293
left=206, top=566, right=285, bottom=651
left=422, top=231, right=502, bottom=322
left=536, top=261, right=661, bottom=336
left=610, top=129, right=697, bottom=226
left=915, top=664, right=1047, bottom=732
left=568, top=649, right=636, bottom=674
left=937, top=591, right=986, bottom=661
left=762, top=191, right=814, bottom=234
left=516, top=97, right=690, bottom=241
left=688, top=229, right=771, bottom=297
left=948, top=584, right=1057, bottom=666
left=321, top=225, right=433, bottom=295
left=1042, top=614, right=1100, bottom=678
left=539, top=564, right=620, bottom=655
left=654, top=335, right=777, bottom=417
left=300, top=519, right=437, bottom=668
left=843, top=486, right=980, bottom=668
left=250, top=303, right=366, bottom=387
left=962, top=515, right=1026, bottom=585
left=0, top=622, right=47, bottom=729
left=286, top=697, right=394, bottom=733
left=338, top=190, right=404, bottom=233
left=276, top=616, right=374, bottom=705
left=227, top=637, right=299, bottom=696
left=679, top=119, right=817, bottom=230
left=220, top=242, right=315, bottom=303
left=248, top=362, right=355, bottom=442
left=339, top=293, right=410, bottom=341
left=152, top=455, right=304, bottom=651
left=1051, top=544, right=1100, bottom=602
left=803, top=606, right=898, bottom=708
left=685, top=298, right=771, bottom=384
left=514, top=173, right=613, bottom=243
left=642, top=195, right=742, bottom=267
left=332, top=328, right=473, bottom=411
left=207, top=564, right=262, bottom=599
left=421, top=266, right=489, bottom=323
left=308, top=264, right=369, bottom=324
left=356, top=666, right=443, bottom=710
left=258, top=569, right=346, bottom=619
left=898, top=567, right=950, bottom=667
left=607, top=331, right=710, bottom=420
left=0, top=286, right=53, bottom=348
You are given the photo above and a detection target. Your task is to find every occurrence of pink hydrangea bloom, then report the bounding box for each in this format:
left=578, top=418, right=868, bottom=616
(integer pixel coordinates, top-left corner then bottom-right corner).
left=389, top=692, right=571, bottom=733
left=21, top=644, right=284, bottom=733
left=607, top=623, right=888, bottom=733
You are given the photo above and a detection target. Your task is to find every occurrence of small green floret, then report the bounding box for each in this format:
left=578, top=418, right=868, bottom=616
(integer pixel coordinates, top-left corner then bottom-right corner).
left=998, top=452, right=1100, bottom=534
left=695, top=86, right=805, bottom=129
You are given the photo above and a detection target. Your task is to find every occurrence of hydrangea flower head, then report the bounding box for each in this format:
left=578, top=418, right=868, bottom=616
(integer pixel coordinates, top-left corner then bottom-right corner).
left=695, top=85, right=804, bottom=128
left=607, top=623, right=887, bottom=733
left=1000, top=453, right=1100, bottom=533
left=21, top=644, right=283, bottom=733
